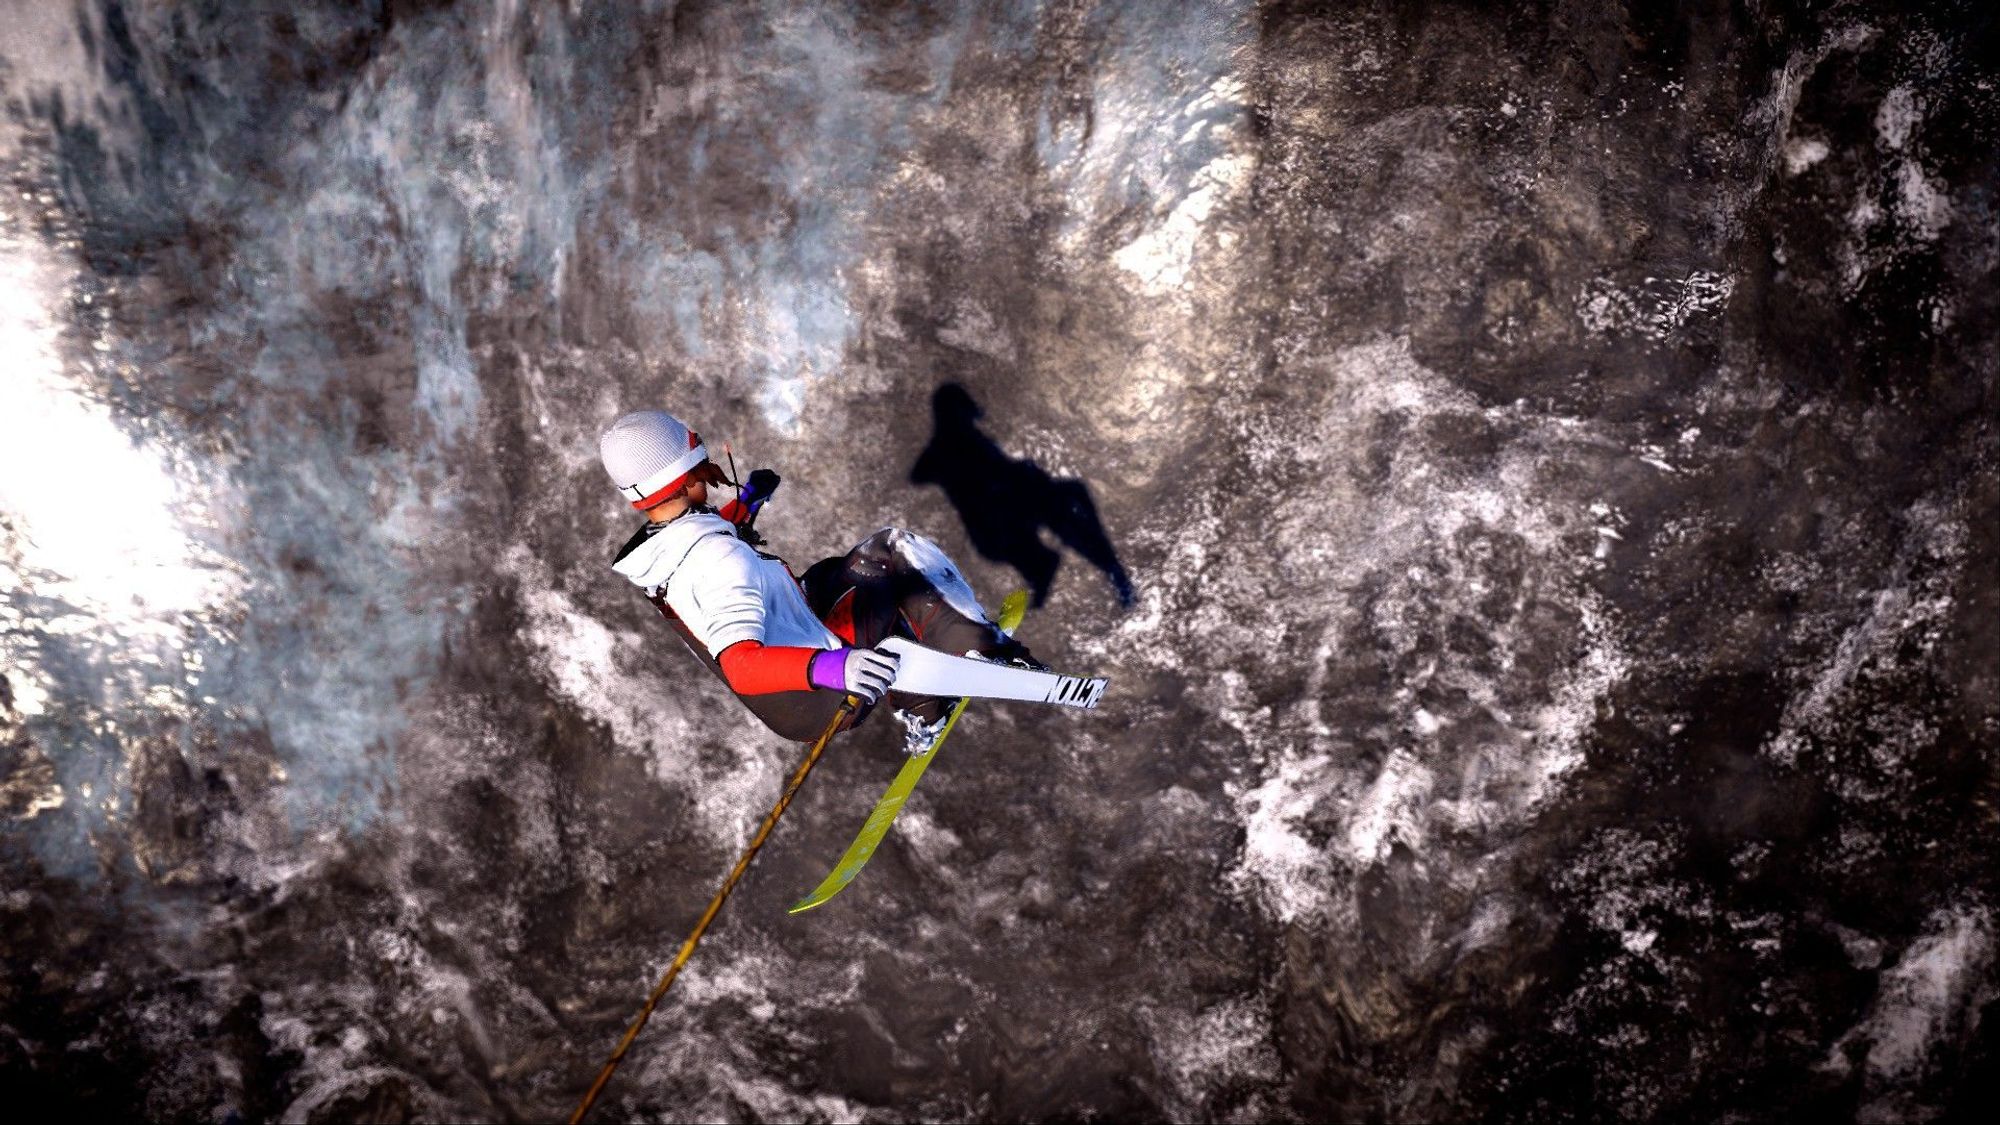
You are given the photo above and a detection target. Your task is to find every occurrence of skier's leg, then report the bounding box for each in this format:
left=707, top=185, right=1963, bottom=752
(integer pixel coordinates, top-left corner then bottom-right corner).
left=879, top=528, right=1038, bottom=663
left=805, top=529, right=1041, bottom=742
left=801, top=544, right=903, bottom=649
left=806, top=529, right=1024, bottom=654
left=801, top=538, right=931, bottom=735
left=878, top=527, right=1045, bottom=754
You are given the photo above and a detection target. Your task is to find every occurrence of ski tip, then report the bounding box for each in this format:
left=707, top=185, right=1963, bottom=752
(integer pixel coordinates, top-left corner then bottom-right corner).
left=1045, top=674, right=1109, bottom=709
left=788, top=880, right=847, bottom=914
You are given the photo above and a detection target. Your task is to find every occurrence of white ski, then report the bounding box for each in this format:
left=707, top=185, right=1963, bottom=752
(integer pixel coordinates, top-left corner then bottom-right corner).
left=875, top=636, right=1108, bottom=709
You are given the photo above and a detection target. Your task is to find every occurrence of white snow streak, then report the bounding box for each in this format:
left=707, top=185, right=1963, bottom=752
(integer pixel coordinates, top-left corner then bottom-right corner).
left=1223, top=337, right=1630, bottom=925
left=1829, top=906, right=1996, bottom=1121
left=502, top=547, right=782, bottom=845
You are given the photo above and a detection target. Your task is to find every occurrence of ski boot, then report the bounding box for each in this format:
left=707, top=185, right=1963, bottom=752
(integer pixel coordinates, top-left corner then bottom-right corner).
left=895, top=705, right=954, bottom=757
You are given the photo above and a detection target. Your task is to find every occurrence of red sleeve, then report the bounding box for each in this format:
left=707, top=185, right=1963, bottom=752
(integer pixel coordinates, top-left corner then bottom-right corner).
left=716, top=640, right=818, bottom=695
left=717, top=495, right=750, bottom=525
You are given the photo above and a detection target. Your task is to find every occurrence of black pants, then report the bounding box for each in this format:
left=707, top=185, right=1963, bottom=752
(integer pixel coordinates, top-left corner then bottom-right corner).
left=801, top=528, right=1027, bottom=729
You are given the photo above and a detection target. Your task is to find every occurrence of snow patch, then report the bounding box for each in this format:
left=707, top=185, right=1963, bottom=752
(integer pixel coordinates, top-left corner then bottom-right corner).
left=1233, top=749, right=1339, bottom=924
left=1043, top=9, right=1255, bottom=297
left=1783, top=136, right=1831, bottom=175
left=1576, top=272, right=1734, bottom=341
left=1830, top=906, right=1995, bottom=1120
left=625, top=941, right=872, bottom=1122
left=1144, top=997, right=1281, bottom=1115
left=1113, top=150, right=1256, bottom=296
left=1875, top=85, right=1921, bottom=151
left=1225, top=338, right=1630, bottom=926
left=502, top=547, right=782, bottom=844
left=1344, top=749, right=1435, bottom=864
left=1894, top=162, right=1953, bottom=242
left=1765, top=507, right=1962, bottom=768
left=1860, top=909, right=1992, bottom=1080
left=0, top=227, right=238, bottom=623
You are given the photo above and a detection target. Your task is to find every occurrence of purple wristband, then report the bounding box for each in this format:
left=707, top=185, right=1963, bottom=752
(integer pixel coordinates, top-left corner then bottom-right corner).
left=808, top=648, right=848, bottom=692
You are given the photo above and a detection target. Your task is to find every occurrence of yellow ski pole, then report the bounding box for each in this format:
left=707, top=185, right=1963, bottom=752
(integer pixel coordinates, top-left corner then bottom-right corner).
left=570, top=696, right=857, bottom=1124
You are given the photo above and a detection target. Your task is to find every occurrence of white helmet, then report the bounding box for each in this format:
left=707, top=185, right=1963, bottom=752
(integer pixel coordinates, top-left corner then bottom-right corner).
left=599, top=409, right=709, bottom=510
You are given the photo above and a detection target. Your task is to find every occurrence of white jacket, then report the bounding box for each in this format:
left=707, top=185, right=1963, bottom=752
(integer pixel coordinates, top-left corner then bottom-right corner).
left=610, top=512, right=840, bottom=657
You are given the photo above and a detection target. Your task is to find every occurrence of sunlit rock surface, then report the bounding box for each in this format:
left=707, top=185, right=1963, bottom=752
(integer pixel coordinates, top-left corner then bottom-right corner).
left=2, top=2, right=1995, bottom=1120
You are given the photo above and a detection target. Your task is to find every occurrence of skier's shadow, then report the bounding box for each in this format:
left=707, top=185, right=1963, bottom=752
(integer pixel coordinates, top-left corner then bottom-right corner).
left=910, top=384, right=1135, bottom=609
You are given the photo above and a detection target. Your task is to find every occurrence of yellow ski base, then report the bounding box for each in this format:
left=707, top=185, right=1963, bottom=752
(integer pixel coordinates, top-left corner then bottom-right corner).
left=788, top=590, right=1029, bottom=915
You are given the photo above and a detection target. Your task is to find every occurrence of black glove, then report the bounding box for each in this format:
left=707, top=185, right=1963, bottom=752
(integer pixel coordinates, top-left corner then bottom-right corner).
left=741, top=468, right=781, bottom=508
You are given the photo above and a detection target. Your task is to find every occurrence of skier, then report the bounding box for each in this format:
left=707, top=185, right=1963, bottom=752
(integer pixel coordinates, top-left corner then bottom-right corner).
left=600, top=408, right=1041, bottom=752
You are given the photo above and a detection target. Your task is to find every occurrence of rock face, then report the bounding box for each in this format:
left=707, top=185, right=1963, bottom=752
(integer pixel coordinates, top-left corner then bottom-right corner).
left=2, top=2, right=1994, bottom=1120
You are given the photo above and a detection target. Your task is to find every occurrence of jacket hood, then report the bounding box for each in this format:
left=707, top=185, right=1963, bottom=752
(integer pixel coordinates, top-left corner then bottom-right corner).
left=610, top=511, right=735, bottom=591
